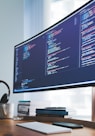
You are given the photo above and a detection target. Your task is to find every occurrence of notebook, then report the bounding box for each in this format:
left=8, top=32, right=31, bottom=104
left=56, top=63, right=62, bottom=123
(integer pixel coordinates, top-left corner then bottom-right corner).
left=16, top=121, right=72, bottom=134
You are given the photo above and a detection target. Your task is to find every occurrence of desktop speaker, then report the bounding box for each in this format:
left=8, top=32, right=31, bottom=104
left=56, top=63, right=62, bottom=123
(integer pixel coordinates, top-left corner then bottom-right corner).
left=0, top=80, right=10, bottom=104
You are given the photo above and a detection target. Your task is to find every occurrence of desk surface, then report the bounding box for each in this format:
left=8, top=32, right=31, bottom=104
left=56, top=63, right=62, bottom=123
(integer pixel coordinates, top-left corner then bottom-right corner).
left=0, top=119, right=95, bottom=136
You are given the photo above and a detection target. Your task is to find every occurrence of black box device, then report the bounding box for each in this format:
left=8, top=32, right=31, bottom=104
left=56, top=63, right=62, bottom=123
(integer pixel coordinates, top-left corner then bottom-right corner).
left=53, top=122, right=83, bottom=129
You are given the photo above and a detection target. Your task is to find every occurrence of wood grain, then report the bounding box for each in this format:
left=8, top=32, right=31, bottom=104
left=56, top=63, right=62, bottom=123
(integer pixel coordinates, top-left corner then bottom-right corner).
left=0, top=118, right=95, bottom=136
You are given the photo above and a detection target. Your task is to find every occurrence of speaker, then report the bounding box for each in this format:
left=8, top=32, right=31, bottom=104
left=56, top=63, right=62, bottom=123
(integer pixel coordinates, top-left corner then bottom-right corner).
left=0, top=80, right=10, bottom=104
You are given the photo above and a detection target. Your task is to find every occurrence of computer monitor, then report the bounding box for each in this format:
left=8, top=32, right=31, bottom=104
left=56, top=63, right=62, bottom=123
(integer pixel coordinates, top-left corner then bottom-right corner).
left=13, top=0, right=95, bottom=93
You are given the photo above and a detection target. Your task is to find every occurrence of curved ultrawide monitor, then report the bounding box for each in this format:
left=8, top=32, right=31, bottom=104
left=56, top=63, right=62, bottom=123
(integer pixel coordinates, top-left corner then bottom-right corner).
left=13, top=0, right=95, bottom=93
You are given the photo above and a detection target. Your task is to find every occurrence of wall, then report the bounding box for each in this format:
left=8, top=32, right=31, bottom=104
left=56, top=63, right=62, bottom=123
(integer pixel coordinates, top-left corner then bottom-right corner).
left=0, top=0, right=92, bottom=119
left=0, top=0, right=24, bottom=115
left=24, top=0, right=51, bottom=40
left=0, top=0, right=51, bottom=115
left=23, top=0, right=92, bottom=121
left=23, top=0, right=52, bottom=105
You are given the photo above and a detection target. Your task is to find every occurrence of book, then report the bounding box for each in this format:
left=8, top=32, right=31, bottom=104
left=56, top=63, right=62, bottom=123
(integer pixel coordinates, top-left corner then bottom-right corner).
left=45, top=107, right=66, bottom=110
left=36, top=114, right=65, bottom=117
left=36, top=108, right=68, bottom=116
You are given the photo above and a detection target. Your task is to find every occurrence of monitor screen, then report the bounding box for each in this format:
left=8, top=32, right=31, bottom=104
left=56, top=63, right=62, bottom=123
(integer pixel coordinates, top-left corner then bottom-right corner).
left=13, top=0, right=95, bottom=93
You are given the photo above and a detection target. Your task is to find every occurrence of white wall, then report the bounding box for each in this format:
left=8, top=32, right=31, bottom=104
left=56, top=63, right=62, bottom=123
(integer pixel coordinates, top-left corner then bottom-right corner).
left=0, top=0, right=92, bottom=119
left=23, top=0, right=92, bottom=121
left=23, top=0, right=52, bottom=105
left=0, top=0, right=51, bottom=115
left=24, top=0, right=51, bottom=40
left=0, top=0, right=24, bottom=115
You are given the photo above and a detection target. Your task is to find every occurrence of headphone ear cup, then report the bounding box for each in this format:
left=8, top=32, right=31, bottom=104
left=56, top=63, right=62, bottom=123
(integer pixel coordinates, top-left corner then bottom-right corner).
left=0, top=93, right=8, bottom=103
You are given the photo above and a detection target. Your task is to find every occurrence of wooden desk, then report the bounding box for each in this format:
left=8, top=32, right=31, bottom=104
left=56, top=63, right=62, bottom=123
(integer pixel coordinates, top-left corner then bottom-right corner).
left=0, top=118, right=95, bottom=136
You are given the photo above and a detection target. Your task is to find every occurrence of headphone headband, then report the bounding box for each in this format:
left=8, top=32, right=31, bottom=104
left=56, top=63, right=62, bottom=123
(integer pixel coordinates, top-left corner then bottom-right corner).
left=0, top=80, right=10, bottom=103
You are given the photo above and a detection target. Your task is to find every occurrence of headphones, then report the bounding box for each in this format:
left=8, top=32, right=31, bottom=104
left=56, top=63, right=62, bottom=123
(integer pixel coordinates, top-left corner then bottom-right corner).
left=0, top=80, right=10, bottom=104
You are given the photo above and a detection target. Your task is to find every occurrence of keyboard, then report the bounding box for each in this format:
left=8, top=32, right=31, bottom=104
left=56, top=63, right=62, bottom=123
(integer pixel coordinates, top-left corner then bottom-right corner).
left=16, top=121, right=72, bottom=134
